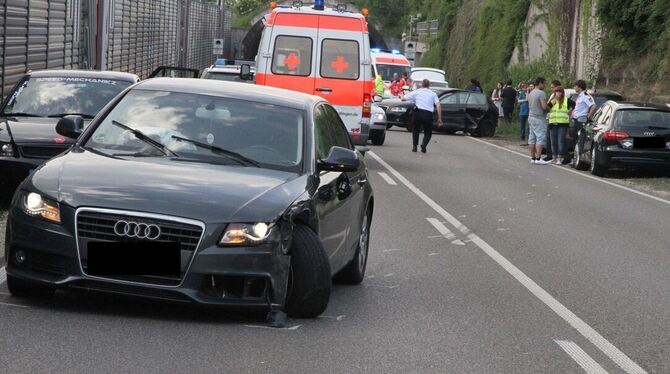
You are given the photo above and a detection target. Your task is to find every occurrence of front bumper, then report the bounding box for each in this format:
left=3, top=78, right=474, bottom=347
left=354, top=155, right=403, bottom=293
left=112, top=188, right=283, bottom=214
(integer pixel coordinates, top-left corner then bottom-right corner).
left=4, top=204, right=291, bottom=308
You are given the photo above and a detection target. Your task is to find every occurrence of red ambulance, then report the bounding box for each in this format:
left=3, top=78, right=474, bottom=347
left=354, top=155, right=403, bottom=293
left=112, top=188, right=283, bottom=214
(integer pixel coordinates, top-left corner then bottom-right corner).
left=254, top=1, right=374, bottom=145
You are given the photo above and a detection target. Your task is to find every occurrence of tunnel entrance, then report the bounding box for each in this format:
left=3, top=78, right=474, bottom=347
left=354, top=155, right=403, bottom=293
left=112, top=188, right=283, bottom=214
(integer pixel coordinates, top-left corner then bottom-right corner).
left=238, top=3, right=388, bottom=60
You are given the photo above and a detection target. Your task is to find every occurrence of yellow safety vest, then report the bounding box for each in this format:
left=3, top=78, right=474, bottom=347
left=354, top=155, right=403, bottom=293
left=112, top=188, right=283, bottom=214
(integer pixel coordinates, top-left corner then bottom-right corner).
left=549, top=97, right=570, bottom=124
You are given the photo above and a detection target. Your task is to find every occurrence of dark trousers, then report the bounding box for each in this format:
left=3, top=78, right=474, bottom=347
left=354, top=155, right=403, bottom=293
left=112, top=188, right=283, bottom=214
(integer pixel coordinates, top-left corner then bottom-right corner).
left=519, top=115, right=528, bottom=141
left=412, top=109, right=434, bottom=147
left=503, top=106, right=514, bottom=124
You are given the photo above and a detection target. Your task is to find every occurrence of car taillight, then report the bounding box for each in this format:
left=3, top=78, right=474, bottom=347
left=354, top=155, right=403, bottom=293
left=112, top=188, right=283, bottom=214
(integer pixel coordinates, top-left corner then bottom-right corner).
left=363, top=93, right=371, bottom=118
left=602, top=131, right=629, bottom=141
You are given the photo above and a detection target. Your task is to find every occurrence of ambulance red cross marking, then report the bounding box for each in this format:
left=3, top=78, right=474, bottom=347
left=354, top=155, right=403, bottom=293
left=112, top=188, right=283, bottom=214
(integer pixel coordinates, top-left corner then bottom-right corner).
left=330, top=56, right=349, bottom=74
left=285, top=52, right=301, bottom=71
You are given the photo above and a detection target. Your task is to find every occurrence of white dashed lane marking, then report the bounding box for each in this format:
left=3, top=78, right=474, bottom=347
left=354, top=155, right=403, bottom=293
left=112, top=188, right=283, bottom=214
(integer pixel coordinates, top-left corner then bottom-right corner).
left=377, top=172, right=397, bottom=186
left=555, top=340, right=609, bottom=374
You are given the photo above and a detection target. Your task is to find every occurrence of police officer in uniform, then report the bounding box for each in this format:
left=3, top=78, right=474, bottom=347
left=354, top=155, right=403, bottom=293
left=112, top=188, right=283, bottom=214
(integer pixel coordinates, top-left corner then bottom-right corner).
left=402, top=79, right=442, bottom=153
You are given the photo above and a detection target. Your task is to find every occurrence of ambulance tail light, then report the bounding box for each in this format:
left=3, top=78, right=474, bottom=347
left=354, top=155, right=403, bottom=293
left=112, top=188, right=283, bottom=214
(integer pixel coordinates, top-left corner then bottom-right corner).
left=363, top=93, right=372, bottom=118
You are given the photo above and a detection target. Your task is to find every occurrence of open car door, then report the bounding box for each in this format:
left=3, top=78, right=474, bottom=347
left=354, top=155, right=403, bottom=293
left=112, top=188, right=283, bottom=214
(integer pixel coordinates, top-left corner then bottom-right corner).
left=149, top=66, right=200, bottom=79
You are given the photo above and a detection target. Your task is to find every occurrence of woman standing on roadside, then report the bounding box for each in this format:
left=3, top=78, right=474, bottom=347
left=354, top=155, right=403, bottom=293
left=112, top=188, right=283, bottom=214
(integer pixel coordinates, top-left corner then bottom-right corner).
left=547, top=87, right=571, bottom=164
left=492, top=82, right=504, bottom=124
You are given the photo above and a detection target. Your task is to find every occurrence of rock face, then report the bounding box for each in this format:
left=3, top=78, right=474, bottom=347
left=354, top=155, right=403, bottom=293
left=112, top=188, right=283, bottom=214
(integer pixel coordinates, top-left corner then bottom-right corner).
left=510, top=0, right=602, bottom=81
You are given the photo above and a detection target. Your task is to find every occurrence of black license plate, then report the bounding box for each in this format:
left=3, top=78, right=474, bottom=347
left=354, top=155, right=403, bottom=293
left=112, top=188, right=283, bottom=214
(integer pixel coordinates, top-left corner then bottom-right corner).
left=87, top=241, right=181, bottom=277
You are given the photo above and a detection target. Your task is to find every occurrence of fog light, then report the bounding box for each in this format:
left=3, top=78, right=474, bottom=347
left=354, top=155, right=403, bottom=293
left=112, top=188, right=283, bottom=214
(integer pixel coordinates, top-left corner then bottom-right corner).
left=15, top=250, right=26, bottom=264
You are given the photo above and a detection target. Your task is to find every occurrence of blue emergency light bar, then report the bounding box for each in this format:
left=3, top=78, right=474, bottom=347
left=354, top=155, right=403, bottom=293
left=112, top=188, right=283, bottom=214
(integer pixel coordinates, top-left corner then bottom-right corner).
left=214, top=58, right=229, bottom=66
left=392, top=50, right=400, bottom=55
left=314, top=0, right=324, bottom=10
left=370, top=48, right=381, bottom=53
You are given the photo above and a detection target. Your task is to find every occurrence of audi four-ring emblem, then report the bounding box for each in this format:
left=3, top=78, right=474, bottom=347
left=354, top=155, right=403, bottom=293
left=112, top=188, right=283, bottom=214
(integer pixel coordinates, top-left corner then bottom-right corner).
left=113, top=220, right=161, bottom=240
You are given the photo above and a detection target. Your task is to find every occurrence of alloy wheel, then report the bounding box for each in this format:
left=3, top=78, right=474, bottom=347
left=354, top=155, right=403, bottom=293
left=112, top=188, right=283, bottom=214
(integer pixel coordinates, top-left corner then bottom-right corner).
left=358, top=213, right=370, bottom=274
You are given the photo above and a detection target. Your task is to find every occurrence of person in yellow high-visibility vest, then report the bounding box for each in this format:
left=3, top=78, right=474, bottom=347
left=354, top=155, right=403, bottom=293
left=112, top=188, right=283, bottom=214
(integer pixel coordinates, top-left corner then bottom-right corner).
left=374, top=74, right=385, bottom=97
left=547, top=87, right=573, bottom=164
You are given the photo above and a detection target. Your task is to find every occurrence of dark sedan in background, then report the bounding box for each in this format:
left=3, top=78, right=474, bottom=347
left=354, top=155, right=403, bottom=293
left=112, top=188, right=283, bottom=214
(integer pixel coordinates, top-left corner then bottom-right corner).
left=4, top=79, right=373, bottom=322
left=572, top=101, right=670, bottom=176
left=380, top=88, right=498, bottom=137
left=0, top=70, right=139, bottom=206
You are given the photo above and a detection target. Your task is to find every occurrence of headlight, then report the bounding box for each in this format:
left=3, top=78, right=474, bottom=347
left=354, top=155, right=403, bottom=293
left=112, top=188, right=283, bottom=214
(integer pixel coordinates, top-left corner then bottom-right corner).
left=0, top=142, right=15, bottom=157
left=219, top=222, right=274, bottom=246
left=390, top=107, right=407, bottom=113
left=374, top=112, right=385, bottom=121
left=23, top=192, right=61, bottom=223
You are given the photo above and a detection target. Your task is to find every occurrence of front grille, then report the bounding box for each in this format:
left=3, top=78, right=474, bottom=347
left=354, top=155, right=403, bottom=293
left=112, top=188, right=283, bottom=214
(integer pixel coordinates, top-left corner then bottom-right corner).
left=76, top=210, right=203, bottom=286
left=19, top=145, right=69, bottom=159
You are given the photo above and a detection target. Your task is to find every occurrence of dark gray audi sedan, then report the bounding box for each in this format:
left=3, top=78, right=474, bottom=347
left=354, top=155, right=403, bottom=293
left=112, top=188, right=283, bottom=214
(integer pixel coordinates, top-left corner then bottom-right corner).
left=4, top=78, right=374, bottom=321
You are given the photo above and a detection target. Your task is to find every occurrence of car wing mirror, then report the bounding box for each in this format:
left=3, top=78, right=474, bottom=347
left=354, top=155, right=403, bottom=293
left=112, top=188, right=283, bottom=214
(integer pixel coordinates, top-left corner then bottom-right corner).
left=56, top=115, right=85, bottom=139
left=240, top=64, right=253, bottom=81
left=317, top=146, right=360, bottom=172
left=373, top=95, right=383, bottom=103
left=355, top=145, right=370, bottom=156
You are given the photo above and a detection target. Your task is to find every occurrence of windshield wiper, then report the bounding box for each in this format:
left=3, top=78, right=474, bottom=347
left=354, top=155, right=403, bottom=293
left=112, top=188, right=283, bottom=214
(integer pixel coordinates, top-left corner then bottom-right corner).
left=4, top=112, right=42, bottom=118
left=110, top=120, right=178, bottom=157
left=48, top=113, right=95, bottom=119
left=171, top=135, right=260, bottom=168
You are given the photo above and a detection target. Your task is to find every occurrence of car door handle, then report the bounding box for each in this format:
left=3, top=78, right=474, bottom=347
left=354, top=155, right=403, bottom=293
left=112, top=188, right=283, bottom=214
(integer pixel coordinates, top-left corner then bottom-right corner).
left=316, top=87, right=333, bottom=93
left=357, top=176, right=368, bottom=186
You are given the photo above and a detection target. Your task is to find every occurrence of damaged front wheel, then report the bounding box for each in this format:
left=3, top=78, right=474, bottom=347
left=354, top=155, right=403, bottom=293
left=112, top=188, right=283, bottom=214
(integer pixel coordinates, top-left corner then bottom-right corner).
left=284, top=224, right=331, bottom=318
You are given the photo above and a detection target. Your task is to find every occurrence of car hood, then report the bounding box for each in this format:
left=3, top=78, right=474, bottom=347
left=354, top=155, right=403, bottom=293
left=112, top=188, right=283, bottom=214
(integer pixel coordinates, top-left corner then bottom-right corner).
left=28, top=148, right=308, bottom=224
left=0, top=117, right=85, bottom=144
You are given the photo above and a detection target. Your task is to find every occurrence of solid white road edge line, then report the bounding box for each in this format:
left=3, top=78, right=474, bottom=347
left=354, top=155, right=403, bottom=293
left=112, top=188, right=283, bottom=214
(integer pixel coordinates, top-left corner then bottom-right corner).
left=555, top=340, right=609, bottom=374
left=465, top=136, right=670, bottom=206
left=0, top=266, right=6, bottom=285
left=368, top=150, right=647, bottom=374
left=426, top=218, right=457, bottom=240
left=377, top=172, right=398, bottom=185
left=0, top=301, right=29, bottom=308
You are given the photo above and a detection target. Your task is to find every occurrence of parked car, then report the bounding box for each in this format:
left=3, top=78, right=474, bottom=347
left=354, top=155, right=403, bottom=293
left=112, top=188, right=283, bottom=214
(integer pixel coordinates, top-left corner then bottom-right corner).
left=4, top=79, right=374, bottom=320
left=201, top=59, right=256, bottom=82
left=380, top=88, right=498, bottom=137
left=572, top=101, right=670, bottom=176
left=410, top=67, right=448, bottom=89
left=0, top=70, right=139, bottom=207
left=369, top=104, right=387, bottom=145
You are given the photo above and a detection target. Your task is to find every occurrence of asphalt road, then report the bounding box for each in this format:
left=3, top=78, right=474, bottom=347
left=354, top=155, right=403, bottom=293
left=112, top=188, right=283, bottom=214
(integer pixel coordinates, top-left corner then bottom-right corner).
left=1, top=130, right=669, bottom=373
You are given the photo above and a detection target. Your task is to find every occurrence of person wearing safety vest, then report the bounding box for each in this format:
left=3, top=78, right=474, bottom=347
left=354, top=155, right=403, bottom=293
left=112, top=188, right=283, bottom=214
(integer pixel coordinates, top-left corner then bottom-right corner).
left=374, top=74, right=385, bottom=97
left=547, top=86, right=574, bottom=165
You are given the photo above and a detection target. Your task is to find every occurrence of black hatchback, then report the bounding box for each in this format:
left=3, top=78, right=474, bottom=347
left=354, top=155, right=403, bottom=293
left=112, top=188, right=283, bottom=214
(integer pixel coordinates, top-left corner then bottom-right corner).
left=0, top=70, right=139, bottom=206
left=572, top=101, right=670, bottom=176
left=4, top=79, right=373, bottom=321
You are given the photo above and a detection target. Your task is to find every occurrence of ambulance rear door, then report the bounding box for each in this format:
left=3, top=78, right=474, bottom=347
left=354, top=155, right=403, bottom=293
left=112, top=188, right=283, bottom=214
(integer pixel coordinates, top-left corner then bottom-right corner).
left=260, top=12, right=318, bottom=95
left=314, top=15, right=368, bottom=136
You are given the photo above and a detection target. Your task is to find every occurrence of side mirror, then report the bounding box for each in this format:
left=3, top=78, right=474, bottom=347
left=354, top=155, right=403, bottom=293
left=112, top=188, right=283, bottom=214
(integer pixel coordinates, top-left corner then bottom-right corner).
left=373, top=95, right=383, bottom=103
left=355, top=145, right=370, bottom=156
left=317, top=146, right=360, bottom=172
left=56, top=115, right=84, bottom=139
left=240, top=64, right=252, bottom=81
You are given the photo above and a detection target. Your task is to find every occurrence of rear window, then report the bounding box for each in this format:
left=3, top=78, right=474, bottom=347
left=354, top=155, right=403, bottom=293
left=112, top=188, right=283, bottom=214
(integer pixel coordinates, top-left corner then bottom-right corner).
left=271, top=36, right=312, bottom=76
left=615, top=109, right=670, bottom=128
left=320, top=39, right=360, bottom=80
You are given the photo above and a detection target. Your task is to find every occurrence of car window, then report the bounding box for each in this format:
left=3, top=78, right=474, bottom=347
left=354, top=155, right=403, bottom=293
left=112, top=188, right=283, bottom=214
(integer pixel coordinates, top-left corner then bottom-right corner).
left=320, top=39, right=359, bottom=80
left=86, top=90, right=305, bottom=172
left=2, top=76, right=132, bottom=118
left=322, top=104, right=353, bottom=149
left=271, top=36, right=312, bottom=76
left=591, top=108, right=603, bottom=124
left=598, top=105, right=612, bottom=125
left=466, top=93, right=487, bottom=106
left=440, top=92, right=467, bottom=105
left=615, top=109, right=670, bottom=128
left=314, top=105, right=336, bottom=160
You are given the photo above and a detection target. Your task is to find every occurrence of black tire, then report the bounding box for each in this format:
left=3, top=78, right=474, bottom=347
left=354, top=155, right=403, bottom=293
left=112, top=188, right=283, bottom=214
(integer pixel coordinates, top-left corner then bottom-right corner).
left=335, top=208, right=371, bottom=285
left=590, top=147, right=607, bottom=177
left=284, top=225, right=331, bottom=318
left=370, top=130, right=386, bottom=145
left=442, top=130, right=456, bottom=135
left=7, top=274, right=55, bottom=299
left=573, top=143, right=589, bottom=170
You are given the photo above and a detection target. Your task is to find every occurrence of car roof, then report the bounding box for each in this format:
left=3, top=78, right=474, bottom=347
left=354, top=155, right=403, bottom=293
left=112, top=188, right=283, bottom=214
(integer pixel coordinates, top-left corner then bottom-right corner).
left=411, top=67, right=446, bottom=74
left=134, top=78, right=324, bottom=110
left=27, top=69, right=139, bottom=82
left=610, top=101, right=670, bottom=111
left=205, top=66, right=244, bottom=73
left=591, top=89, right=623, bottom=97
left=272, top=6, right=366, bottom=20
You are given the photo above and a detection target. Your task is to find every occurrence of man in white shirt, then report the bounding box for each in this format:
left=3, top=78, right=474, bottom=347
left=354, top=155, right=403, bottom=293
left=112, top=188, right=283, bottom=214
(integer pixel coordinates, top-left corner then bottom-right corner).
left=402, top=79, right=443, bottom=153
left=572, top=79, right=597, bottom=152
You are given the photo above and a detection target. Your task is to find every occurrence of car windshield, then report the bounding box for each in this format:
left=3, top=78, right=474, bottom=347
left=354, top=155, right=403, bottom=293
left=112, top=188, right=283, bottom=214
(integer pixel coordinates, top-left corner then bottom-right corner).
left=2, top=76, right=132, bottom=118
left=85, top=90, right=304, bottom=172
left=203, top=71, right=245, bottom=82
left=615, top=109, right=670, bottom=129
left=375, top=64, right=411, bottom=82
left=411, top=70, right=446, bottom=83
